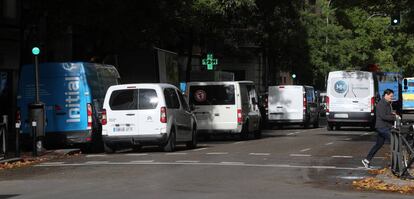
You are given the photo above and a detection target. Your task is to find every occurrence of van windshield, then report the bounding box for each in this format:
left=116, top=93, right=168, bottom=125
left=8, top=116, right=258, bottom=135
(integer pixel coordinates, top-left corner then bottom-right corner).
left=329, top=76, right=371, bottom=98
left=189, top=85, right=235, bottom=105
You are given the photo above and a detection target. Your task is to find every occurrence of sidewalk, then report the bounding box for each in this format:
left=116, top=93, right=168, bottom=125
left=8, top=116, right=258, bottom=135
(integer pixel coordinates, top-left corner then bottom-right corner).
left=0, top=149, right=81, bottom=170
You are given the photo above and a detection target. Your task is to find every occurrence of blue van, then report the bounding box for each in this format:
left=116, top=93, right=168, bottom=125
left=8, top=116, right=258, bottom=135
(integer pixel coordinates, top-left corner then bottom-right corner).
left=376, top=72, right=402, bottom=111
left=17, top=62, right=120, bottom=147
left=402, top=77, right=414, bottom=111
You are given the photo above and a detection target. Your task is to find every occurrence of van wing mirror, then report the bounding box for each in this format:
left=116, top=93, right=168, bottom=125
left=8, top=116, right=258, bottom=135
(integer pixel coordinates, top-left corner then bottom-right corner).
left=190, top=104, right=195, bottom=111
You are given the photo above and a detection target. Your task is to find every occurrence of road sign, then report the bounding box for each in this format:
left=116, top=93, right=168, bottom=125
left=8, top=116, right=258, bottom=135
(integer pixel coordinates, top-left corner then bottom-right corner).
left=202, top=54, right=218, bottom=70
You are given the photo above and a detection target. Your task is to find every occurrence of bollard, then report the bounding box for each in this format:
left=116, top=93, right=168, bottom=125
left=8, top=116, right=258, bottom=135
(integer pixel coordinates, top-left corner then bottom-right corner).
left=15, top=122, right=20, bottom=157
left=32, top=120, right=37, bottom=157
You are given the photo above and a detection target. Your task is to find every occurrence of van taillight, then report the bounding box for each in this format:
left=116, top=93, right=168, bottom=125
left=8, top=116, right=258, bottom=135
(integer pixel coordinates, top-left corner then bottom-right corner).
left=326, top=96, right=330, bottom=113
left=87, top=103, right=92, bottom=130
left=371, top=97, right=375, bottom=113
left=160, top=107, right=167, bottom=123
left=101, top=109, right=107, bottom=125
left=237, top=109, right=243, bottom=124
left=303, top=97, right=307, bottom=111
left=16, top=109, right=21, bottom=124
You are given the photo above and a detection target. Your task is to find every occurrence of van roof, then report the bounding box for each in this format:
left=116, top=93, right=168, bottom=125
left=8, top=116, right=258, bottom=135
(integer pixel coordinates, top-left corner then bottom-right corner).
left=109, top=83, right=178, bottom=90
left=21, top=62, right=119, bottom=78
left=187, top=81, right=254, bottom=85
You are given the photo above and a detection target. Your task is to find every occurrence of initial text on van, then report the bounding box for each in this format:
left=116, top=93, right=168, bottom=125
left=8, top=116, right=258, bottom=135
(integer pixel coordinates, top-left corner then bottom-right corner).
left=65, top=77, right=81, bottom=123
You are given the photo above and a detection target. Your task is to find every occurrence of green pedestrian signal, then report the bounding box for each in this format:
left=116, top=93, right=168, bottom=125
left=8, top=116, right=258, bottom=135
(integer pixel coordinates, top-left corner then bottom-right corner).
left=391, top=13, right=400, bottom=26
left=202, top=54, right=218, bottom=70
left=32, top=47, right=40, bottom=55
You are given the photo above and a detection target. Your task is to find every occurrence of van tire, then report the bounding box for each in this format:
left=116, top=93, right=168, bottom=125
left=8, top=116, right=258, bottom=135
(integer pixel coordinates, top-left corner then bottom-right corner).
left=254, top=128, right=262, bottom=139
left=304, top=121, right=310, bottom=129
left=104, top=142, right=115, bottom=153
left=327, top=123, right=334, bottom=131
left=186, top=126, right=198, bottom=149
left=313, top=117, right=319, bottom=128
left=240, top=121, right=249, bottom=140
left=163, top=129, right=176, bottom=152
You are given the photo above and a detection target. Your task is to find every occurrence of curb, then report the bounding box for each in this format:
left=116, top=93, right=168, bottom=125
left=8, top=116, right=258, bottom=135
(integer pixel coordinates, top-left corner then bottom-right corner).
left=0, top=157, right=23, bottom=164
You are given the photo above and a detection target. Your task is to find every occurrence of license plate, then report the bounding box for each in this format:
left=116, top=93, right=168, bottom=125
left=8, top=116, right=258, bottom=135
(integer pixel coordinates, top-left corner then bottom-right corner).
left=113, top=127, right=133, bottom=132
left=334, top=114, right=348, bottom=118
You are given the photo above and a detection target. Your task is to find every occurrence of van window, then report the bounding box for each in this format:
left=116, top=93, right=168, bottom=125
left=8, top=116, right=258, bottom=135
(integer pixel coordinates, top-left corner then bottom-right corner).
left=329, top=77, right=371, bottom=98
left=139, top=89, right=158, bottom=109
left=109, top=89, right=138, bottom=110
left=164, top=88, right=180, bottom=109
left=189, top=85, right=235, bottom=105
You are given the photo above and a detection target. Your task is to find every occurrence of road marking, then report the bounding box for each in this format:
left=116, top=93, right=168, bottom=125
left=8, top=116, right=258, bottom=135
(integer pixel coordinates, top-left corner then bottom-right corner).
left=85, top=161, right=109, bottom=164
left=130, top=160, right=154, bottom=163
left=192, top=148, right=207, bottom=151
left=43, top=162, right=65, bottom=165
left=332, top=156, right=353, bottom=158
left=206, top=152, right=228, bottom=155
left=176, top=160, right=200, bottom=163
left=166, top=153, right=187, bottom=155
left=339, top=176, right=365, bottom=180
left=125, top=153, right=148, bottom=156
left=300, top=148, right=311, bottom=152
left=249, top=153, right=270, bottom=156
left=325, top=142, right=334, bottom=146
left=343, top=138, right=352, bottom=141
left=220, top=162, right=245, bottom=165
left=86, top=154, right=107, bottom=158
left=233, top=141, right=244, bottom=144
left=36, top=162, right=369, bottom=171
left=290, top=154, right=312, bottom=157
left=287, top=133, right=295, bottom=135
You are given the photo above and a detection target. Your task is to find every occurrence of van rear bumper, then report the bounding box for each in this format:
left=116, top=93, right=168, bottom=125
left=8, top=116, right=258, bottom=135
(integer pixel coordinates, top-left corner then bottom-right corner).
left=21, top=130, right=93, bottom=145
left=102, top=134, right=168, bottom=146
left=267, top=119, right=305, bottom=124
left=327, top=112, right=374, bottom=124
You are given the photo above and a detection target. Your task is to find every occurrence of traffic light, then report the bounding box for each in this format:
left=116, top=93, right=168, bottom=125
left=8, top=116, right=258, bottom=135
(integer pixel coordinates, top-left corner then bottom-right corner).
left=391, top=13, right=400, bottom=26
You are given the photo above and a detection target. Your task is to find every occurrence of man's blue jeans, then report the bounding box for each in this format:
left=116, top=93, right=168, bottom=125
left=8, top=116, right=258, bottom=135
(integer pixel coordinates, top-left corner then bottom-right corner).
left=366, top=127, right=391, bottom=161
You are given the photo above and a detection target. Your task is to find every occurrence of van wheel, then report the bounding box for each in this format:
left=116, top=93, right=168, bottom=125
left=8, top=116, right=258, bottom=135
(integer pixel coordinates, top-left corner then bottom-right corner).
left=186, top=126, right=198, bottom=149
left=304, top=121, right=310, bottom=129
left=240, top=122, right=249, bottom=140
left=313, top=117, right=319, bottom=128
left=104, top=142, right=115, bottom=154
left=327, top=123, right=334, bottom=131
left=254, top=128, right=262, bottom=139
left=163, top=129, right=176, bottom=152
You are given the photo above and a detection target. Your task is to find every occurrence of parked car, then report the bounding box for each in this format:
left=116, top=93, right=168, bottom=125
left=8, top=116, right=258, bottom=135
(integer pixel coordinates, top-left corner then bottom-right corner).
left=101, top=83, right=197, bottom=153
left=267, top=85, right=319, bottom=128
left=186, top=81, right=261, bottom=139
left=17, top=62, right=120, bottom=149
left=319, top=92, right=327, bottom=117
left=326, top=70, right=376, bottom=131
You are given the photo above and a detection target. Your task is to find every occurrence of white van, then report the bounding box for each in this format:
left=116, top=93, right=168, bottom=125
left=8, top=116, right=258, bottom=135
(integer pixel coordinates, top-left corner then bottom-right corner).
left=326, top=71, right=376, bottom=130
left=267, top=85, right=319, bottom=128
left=186, top=81, right=261, bottom=139
left=101, top=84, right=197, bottom=152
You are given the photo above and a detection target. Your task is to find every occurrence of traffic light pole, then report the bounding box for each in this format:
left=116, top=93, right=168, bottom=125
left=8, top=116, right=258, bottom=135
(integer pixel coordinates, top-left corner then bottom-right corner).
left=34, top=55, right=40, bottom=103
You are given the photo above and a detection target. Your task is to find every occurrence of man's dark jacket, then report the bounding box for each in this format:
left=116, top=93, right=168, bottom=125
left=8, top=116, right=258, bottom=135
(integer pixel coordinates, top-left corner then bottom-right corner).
left=375, top=98, right=396, bottom=129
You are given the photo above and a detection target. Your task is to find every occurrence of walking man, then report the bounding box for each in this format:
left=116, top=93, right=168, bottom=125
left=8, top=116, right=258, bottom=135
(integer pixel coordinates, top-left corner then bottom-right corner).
left=362, top=89, right=396, bottom=168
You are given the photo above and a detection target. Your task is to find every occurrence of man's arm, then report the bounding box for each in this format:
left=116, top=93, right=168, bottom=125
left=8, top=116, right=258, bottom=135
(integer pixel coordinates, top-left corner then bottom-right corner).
left=377, top=102, right=396, bottom=122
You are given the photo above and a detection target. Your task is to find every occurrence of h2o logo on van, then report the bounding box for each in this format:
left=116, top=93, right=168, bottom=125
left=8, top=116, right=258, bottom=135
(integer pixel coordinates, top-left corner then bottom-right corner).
left=334, top=80, right=348, bottom=94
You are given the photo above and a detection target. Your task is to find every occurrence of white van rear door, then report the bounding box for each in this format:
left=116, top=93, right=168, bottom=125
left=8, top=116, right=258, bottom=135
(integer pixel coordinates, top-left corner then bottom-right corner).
left=137, top=88, right=161, bottom=135
left=328, top=72, right=373, bottom=113
left=268, top=86, right=303, bottom=120
left=106, top=88, right=139, bottom=136
left=188, top=84, right=237, bottom=130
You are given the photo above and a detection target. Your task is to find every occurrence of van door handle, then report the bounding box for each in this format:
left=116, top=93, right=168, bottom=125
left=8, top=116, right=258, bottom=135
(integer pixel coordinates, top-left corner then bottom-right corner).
left=126, top=113, right=135, bottom=116
left=214, top=113, right=220, bottom=116
left=352, top=101, right=358, bottom=103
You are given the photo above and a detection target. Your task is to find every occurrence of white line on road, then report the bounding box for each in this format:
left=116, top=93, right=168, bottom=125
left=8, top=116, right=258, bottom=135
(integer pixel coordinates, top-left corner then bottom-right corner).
left=130, top=160, right=154, bottom=163
left=165, top=153, right=188, bottom=155
left=325, top=142, right=334, bottom=146
left=331, top=156, right=353, bottom=158
left=85, top=161, right=109, bottom=164
left=360, top=133, right=369, bottom=136
left=86, top=154, right=107, bottom=158
left=176, top=160, right=200, bottom=163
left=220, top=162, right=245, bottom=165
left=206, top=152, right=228, bottom=155
left=249, top=153, right=270, bottom=156
left=287, top=133, right=295, bottom=135
left=36, top=162, right=369, bottom=171
left=192, top=148, right=207, bottom=151
left=124, top=153, right=148, bottom=156
left=343, top=138, right=352, bottom=141
left=300, top=148, right=311, bottom=152
left=290, top=154, right=312, bottom=157
left=233, top=141, right=243, bottom=144
left=43, top=162, right=65, bottom=165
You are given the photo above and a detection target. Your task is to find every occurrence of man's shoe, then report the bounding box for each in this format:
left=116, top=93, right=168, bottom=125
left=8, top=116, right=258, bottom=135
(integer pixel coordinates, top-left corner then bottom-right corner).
left=362, top=159, right=371, bottom=169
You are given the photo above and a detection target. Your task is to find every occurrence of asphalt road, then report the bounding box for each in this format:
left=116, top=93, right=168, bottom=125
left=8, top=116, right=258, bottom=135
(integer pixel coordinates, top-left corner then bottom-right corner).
left=0, top=124, right=410, bottom=199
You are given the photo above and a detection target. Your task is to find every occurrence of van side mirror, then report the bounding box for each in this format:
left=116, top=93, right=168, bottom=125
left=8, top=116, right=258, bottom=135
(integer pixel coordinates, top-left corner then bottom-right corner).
left=190, top=104, right=195, bottom=111
left=403, top=79, right=408, bottom=90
